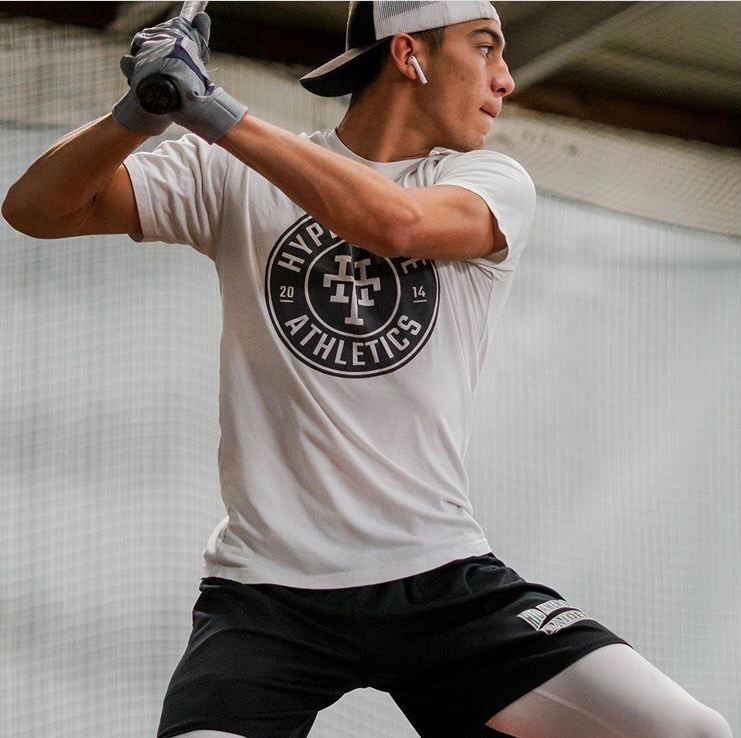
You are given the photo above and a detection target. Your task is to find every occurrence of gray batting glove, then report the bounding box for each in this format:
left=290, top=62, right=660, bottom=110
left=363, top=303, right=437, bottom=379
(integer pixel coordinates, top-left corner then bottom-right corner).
left=111, top=15, right=202, bottom=136
left=114, top=13, right=247, bottom=144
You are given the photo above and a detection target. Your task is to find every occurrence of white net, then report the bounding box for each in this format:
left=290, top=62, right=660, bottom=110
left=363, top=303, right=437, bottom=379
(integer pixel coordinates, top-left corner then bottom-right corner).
left=1, top=15, right=739, bottom=738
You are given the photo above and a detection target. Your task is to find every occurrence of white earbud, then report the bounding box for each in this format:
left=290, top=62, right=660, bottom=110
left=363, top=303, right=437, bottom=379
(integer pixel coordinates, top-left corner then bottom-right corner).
left=407, top=55, right=428, bottom=85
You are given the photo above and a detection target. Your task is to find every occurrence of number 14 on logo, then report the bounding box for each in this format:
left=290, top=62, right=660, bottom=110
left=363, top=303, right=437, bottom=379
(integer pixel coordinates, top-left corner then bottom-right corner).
left=413, top=286, right=427, bottom=303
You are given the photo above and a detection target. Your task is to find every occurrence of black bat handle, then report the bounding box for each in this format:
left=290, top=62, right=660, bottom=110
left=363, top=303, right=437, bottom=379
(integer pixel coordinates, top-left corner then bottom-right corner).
left=137, top=74, right=181, bottom=115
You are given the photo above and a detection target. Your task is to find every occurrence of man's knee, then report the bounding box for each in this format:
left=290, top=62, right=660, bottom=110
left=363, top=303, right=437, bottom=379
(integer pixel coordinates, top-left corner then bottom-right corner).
left=684, top=705, right=733, bottom=738
left=653, top=702, right=733, bottom=738
left=638, top=695, right=732, bottom=738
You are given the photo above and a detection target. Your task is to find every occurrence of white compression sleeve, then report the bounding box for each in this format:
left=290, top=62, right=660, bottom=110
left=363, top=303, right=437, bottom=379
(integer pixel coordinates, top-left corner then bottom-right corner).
left=486, top=644, right=733, bottom=738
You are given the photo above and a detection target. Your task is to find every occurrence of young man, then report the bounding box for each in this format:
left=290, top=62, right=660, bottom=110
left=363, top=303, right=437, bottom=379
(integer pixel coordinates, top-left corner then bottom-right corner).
left=3, top=2, right=733, bottom=737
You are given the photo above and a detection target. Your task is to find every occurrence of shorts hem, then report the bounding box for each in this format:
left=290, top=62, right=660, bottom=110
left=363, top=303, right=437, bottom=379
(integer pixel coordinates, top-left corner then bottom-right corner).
left=158, top=720, right=250, bottom=738
left=471, top=635, right=633, bottom=728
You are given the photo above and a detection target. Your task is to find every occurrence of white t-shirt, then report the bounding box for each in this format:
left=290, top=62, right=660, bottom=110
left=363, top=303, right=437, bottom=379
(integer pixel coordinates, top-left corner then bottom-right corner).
left=123, top=126, right=536, bottom=588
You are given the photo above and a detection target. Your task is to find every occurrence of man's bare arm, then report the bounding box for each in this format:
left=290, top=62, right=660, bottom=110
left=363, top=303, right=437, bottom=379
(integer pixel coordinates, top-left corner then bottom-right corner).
left=219, top=115, right=423, bottom=258
left=2, top=114, right=145, bottom=239
left=219, top=114, right=506, bottom=262
left=3, top=108, right=505, bottom=262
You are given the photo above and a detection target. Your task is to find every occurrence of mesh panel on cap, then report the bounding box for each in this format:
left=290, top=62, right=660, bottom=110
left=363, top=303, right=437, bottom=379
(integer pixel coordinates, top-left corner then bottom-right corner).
left=373, top=1, right=499, bottom=39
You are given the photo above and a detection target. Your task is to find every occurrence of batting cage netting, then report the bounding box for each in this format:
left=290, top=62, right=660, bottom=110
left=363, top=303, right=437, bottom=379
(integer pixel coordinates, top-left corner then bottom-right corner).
left=1, top=10, right=739, bottom=738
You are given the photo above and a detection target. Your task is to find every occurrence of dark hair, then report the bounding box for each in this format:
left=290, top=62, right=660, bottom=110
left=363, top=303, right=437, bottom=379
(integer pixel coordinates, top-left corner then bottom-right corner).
left=348, top=26, right=446, bottom=107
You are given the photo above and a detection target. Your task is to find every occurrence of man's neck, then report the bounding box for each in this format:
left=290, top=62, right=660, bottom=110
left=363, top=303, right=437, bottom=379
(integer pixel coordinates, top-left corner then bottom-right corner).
left=335, top=94, right=434, bottom=163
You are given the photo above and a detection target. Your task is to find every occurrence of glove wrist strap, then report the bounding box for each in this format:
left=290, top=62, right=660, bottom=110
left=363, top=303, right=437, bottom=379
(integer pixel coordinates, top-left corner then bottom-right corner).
left=112, top=90, right=171, bottom=136
left=181, top=87, right=248, bottom=144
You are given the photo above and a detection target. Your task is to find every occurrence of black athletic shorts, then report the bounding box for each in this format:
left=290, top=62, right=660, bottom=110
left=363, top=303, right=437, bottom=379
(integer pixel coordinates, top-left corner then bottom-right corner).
left=157, top=552, right=631, bottom=738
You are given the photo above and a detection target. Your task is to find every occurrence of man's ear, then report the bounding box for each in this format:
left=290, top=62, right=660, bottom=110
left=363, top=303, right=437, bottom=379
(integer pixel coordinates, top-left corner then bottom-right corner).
left=388, top=34, right=420, bottom=82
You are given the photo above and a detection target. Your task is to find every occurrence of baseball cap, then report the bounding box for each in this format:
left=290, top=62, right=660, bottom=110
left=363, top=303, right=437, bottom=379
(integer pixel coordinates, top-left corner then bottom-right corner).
left=300, top=1, right=500, bottom=97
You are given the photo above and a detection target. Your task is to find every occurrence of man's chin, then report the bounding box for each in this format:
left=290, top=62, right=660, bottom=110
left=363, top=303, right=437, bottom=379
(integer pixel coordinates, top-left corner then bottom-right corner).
left=434, top=133, right=486, bottom=153
left=459, top=134, right=488, bottom=152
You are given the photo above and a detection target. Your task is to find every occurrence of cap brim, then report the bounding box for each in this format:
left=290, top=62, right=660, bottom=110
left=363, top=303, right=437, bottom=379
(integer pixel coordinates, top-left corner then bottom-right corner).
left=300, top=39, right=388, bottom=97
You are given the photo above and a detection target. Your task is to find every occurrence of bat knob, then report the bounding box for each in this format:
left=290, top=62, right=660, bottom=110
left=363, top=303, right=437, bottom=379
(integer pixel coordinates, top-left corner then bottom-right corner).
left=137, top=74, right=180, bottom=115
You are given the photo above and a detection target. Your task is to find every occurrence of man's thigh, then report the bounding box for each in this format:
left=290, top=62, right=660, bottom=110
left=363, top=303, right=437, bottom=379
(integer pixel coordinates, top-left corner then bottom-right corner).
left=371, top=554, right=631, bottom=737
left=485, top=643, right=733, bottom=738
left=157, top=577, right=367, bottom=738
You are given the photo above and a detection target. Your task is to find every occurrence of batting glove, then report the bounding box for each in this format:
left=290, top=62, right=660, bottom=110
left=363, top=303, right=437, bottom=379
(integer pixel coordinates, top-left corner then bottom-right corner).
left=113, top=13, right=248, bottom=143
left=112, top=15, right=197, bottom=136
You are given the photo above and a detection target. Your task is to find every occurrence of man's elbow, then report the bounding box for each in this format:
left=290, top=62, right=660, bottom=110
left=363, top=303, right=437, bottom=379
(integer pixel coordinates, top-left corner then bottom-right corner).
left=1, top=188, right=30, bottom=235
left=386, top=200, right=423, bottom=258
left=2, top=185, right=94, bottom=239
left=2, top=198, right=45, bottom=238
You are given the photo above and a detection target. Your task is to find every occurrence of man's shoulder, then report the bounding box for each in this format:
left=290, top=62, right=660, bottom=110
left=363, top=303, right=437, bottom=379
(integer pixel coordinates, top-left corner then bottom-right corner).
left=434, top=146, right=529, bottom=177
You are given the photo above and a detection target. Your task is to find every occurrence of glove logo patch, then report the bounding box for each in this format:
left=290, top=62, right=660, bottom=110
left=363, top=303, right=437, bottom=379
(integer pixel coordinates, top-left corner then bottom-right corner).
left=266, top=215, right=438, bottom=378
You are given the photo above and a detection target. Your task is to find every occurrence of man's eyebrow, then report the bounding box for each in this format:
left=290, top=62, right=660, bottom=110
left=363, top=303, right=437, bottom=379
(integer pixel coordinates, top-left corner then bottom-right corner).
left=468, top=28, right=506, bottom=51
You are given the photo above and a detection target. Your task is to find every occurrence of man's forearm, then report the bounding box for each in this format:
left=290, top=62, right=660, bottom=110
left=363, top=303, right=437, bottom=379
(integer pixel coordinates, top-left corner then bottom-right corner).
left=218, top=114, right=420, bottom=257
left=2, top=114, right=147, bottom=226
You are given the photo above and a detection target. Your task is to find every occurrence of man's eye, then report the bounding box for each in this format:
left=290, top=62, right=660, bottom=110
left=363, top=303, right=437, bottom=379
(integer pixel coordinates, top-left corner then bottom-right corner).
left=479, top=45, right=493, bottom=56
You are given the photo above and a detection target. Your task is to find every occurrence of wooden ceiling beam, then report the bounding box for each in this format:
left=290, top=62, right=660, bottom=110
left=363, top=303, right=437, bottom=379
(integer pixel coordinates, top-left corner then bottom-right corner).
left=512, top=85, right=741, bottom=149
left=145, top=5, right=341, bottom=68
left=503, top=2, right=660, bottom=89
left=0, top=1, right=119, bottom=29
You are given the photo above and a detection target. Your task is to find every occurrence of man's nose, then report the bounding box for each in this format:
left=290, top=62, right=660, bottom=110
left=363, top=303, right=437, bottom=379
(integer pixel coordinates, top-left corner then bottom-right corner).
left=493, top=63, right=515, bottom=97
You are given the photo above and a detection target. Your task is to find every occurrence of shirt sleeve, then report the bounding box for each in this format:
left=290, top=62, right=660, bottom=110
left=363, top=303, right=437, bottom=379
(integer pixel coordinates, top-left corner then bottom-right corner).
left=123, top=133, right=232, bottom=261
left=434, top=149, right=536, bottom=270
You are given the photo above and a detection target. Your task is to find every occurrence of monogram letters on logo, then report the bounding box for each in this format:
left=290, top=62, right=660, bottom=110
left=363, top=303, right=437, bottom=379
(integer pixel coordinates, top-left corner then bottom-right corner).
left=266, top=215, right=439, bottom=378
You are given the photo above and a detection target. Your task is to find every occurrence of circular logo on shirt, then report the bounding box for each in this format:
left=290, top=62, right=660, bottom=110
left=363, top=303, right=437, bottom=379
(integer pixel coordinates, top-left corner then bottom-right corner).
left=266, top=215, right=439, bottom=378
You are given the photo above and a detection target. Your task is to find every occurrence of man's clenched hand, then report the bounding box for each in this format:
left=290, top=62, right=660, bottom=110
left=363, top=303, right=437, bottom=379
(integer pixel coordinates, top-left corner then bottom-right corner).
left=112, top=12, right=247, bottom=143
